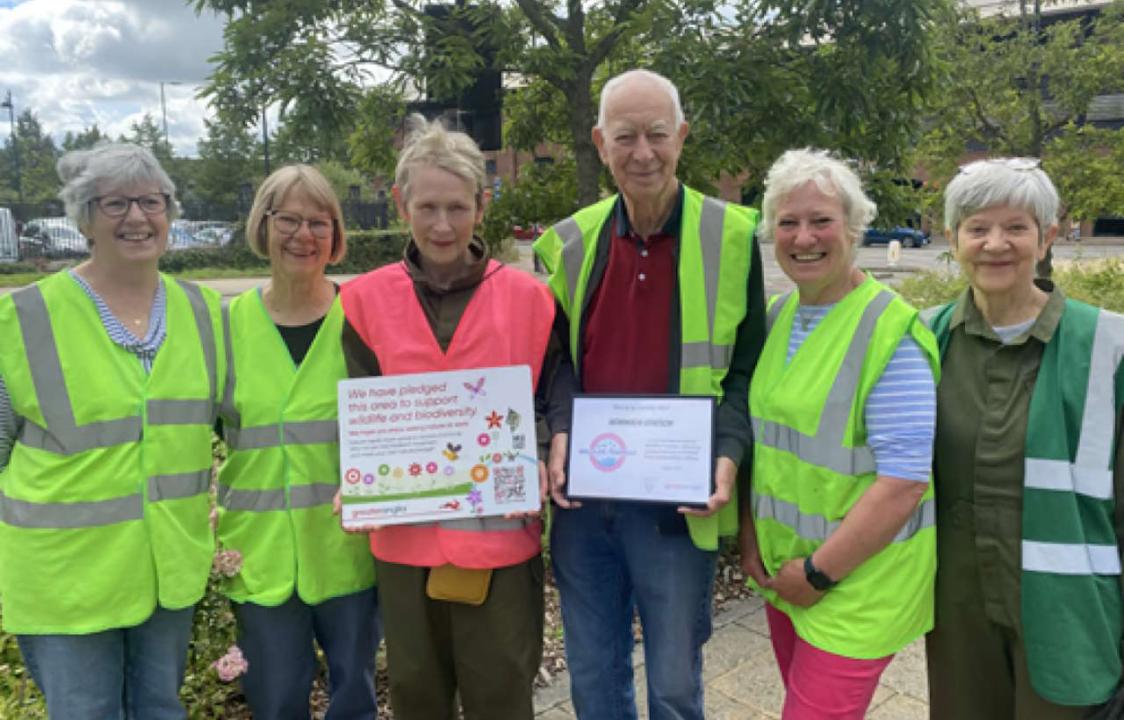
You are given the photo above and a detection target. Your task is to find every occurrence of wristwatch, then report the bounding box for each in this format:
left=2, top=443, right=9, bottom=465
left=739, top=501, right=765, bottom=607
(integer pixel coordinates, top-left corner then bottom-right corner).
left=804, top=555, right=838, bottom=591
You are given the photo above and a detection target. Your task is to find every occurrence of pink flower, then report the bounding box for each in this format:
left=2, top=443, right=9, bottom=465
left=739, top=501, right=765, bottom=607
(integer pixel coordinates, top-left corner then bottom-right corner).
left=213, top=548, right=243, bottom=578
left=211, top=645, right=249, bottom=682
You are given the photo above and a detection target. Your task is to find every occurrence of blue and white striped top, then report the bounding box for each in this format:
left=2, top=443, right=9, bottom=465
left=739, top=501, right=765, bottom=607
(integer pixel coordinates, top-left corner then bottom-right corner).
left=0, top=273, right=168, bottom=471
left=786, top=304, right=935, bottom=482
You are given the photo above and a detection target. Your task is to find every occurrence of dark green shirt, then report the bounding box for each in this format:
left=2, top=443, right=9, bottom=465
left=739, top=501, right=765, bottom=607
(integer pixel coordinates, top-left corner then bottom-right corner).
left=934, top=282, right=1124, bottom=628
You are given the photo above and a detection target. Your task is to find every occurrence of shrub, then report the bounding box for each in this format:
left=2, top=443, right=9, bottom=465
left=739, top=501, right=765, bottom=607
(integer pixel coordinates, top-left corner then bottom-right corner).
left=897, top=258, right=1124, bottom=314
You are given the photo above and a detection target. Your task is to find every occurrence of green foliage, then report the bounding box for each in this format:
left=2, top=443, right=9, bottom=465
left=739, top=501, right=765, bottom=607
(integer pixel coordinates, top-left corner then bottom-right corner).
left=896, top=270, right=968, bottom=309
left=61, top=125, right=106, bottom=152
left=315, top=160, right=376, bottom=203
left=897, top=258, right=1124, bottom=314
left=916, top=1, right=1124, bottom=223
left=348, top=86, right=408, bottom=179
left=480, top=159, right=580, bottom=248
left=156, top=229, right=407, bottom=276
left=193, top=118, right=263, bottom=209
left=1054, top=257, right=1124, bottom=312
left=0, top=109, right=61, bottom=205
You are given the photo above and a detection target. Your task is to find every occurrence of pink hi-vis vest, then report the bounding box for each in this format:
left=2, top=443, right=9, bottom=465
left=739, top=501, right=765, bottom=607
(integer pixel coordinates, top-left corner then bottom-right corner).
left=340, top=260, right=554, bottom=568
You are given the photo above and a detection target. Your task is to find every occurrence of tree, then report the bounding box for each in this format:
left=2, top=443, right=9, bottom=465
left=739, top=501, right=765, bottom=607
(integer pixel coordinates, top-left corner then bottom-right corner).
left=192, top=1, right=663, bottom=204
left=61, top=125, right=106, bottom=152
left=0, top=110, right=61, bottom=205
left=916, top=1, right=1124, bottom=230
left=192, top=117, right=262, bottom=210
left=193, top=0, right=947, bottom=213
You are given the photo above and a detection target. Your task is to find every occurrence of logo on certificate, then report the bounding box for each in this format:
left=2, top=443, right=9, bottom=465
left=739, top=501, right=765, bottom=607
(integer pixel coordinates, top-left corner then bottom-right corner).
left=588, top=433, right=628, bottom=472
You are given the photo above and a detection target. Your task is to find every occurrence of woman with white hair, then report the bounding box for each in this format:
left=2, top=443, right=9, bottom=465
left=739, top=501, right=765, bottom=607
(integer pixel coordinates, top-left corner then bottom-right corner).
left=339, top=114, right=567, bottom=719
left=0, top=143, right=223, bottom=719
left=925, top=158, right=1124, bottom=718
left=739, top=148, right=939, bottom=718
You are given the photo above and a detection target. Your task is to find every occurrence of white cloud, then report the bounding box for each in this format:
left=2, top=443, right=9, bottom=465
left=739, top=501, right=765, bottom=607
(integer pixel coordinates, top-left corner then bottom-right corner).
left=0, top=0, right=226, bottom=155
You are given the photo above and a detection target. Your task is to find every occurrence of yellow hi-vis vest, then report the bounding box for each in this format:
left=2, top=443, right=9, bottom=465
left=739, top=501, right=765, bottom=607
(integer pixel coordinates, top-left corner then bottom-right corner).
left=534, top=186, right=758, bottom=550
left=216, top=291, right=374, bottom=606
left=750, top=278, right=939, bottom=658
left=0, top=272, right=223, bottom=634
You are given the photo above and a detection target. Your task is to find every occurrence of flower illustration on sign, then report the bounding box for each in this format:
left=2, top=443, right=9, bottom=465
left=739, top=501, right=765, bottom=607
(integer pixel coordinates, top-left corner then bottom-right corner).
left=477, top=433, right=491, bottom=447
left=485, top=410, right=504, bottom=429
left=466, top=487, right=484, bottom=513
left=470, top=464, right=489, bottom=483
left=426, top=462, right=438, bottom=474
left=409, top=463, right=422, bottom=476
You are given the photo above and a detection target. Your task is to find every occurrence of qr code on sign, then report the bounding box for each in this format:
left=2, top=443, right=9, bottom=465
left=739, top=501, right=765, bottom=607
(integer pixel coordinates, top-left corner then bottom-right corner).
left=511, top=434, right=526, bottom=450
left=493, top=465, right=526, bottom=504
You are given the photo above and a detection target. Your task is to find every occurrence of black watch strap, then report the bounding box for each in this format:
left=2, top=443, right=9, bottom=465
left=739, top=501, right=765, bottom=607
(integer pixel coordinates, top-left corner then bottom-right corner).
left=804, top=555, right=837, bottom=591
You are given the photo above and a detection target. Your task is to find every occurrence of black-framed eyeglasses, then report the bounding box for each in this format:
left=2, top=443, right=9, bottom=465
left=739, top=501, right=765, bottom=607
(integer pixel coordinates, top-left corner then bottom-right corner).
left=90, top=193, right=170, bottom=217
left=266, top=210, right=335, bottom=239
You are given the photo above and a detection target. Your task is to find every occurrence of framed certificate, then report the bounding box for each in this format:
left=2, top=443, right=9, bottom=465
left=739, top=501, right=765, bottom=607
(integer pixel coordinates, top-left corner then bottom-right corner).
left=566, top=395, right=715, bottom=506
left=338, top=365, right=540, bottom=528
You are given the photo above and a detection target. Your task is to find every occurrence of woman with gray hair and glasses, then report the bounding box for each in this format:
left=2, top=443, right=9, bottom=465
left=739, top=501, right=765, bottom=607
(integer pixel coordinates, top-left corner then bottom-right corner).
left=0, top=143, right=223, bottom=719
left=924, top=157, right=1124, bottom=718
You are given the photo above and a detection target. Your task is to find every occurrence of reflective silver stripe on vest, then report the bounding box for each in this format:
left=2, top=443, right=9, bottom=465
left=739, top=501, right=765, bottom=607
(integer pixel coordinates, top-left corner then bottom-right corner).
left=218, top=482, right=338, bottom=512
left=753, top=491, right=935, bottom=543
left=438, top=516, right=530, bottom=531
left=1025, top=458, right=1113, bottom=501
left=218, top=484, right=286, bottom=512
left=0, top=490, right=143, bottom=529
left=147, top=399, right=213, bottom=426
left=682, top=341, right=733, bottom=371
left=226, top=420, right=338, bottom=451
left=682, top=197, right=734, bottom=373
left=751, top=290, right=895, bottom=476
left=219, top=302, right=240, bottom=427
left=1022, top=540, right=1121, bottom=575
left=12, top=282, right=215, bottom=455
left=290, top=483, right=340, bottom=510
left=175, top=279, right=218, bottom=407
left=554, top=217, right=585, bottom=310
left=766, top=292, right=792, bottom=333
left=148, top=470, right=211, bottom=502
left=1024, top=310, right=1124, bottom=503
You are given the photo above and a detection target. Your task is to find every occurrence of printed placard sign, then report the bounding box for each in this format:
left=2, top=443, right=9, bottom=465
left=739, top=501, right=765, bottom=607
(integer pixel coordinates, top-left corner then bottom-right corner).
left=338, top=365, right=539, bottom=528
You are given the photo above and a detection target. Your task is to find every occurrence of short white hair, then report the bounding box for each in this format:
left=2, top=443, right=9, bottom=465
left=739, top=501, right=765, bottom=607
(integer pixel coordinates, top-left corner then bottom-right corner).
left=596, top=69, right=685, bottom=128
left=944, top=157, right=1059, bottom=239
left=759, top=148, right=877, bottom=244
left=57, top=142, right=179, bottom=230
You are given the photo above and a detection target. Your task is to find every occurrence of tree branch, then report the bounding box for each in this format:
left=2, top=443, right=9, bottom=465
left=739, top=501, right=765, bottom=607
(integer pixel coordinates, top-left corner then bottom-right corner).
left=514, top=0, right=564, bottom=52
left=589, top=0, right=645, bottom=67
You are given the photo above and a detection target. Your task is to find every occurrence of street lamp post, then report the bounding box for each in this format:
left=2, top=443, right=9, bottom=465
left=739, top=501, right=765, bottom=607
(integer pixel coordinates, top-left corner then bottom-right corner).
left=1, top=90, right=22, bottom=203
left=159, top=81, right=182, bottom=154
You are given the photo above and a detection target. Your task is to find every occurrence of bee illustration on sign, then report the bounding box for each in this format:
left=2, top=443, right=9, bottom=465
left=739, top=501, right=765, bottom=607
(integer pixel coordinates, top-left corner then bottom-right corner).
left=442, top=442, right=462, bottom=461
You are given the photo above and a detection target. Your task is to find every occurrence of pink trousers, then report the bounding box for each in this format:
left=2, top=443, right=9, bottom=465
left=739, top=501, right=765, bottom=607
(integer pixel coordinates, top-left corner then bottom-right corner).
left=766, top=604, right=894, bottom=720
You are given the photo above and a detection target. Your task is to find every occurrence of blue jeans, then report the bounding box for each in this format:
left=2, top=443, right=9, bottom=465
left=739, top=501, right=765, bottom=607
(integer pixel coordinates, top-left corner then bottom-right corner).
left=551, top=501, right=717, bottom=720
left=17, top=605, right=195, bottom=720
left=234, top=587, right=381, bottom=720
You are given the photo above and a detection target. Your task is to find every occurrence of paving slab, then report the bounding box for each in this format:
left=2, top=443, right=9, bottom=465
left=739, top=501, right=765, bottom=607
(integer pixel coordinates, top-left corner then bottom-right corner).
left=534, top=596, right=931, bottom=719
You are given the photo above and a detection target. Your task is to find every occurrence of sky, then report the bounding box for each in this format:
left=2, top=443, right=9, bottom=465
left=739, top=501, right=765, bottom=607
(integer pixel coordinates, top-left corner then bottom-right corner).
left=0, top=0, right=228, bottom=156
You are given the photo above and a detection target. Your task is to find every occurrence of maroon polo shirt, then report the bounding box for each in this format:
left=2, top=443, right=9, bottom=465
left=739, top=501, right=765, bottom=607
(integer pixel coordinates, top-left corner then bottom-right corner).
left=581, top=190, right=682, bottom=394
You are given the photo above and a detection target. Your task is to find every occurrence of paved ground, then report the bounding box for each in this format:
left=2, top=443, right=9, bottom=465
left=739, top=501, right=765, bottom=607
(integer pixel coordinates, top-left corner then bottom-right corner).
left=532, top=594, right=930, bottom=719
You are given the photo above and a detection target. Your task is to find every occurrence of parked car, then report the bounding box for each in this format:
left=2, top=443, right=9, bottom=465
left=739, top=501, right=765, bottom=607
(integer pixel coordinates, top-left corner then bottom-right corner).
left=168, top=221, right=202, bottom=250
left=20, top=218, right=87, bottom=258
left=512, top=223, right=544, bottom=241
left=862, top=226, right=930, bottom=248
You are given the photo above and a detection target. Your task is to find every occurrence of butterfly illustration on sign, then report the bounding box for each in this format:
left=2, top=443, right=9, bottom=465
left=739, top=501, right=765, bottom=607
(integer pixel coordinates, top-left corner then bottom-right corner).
left=463, top=376, right=486, bottom=398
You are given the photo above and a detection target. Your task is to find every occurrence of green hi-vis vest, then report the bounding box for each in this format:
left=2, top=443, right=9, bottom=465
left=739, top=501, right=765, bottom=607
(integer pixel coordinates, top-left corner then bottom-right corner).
left=751, top=278, right=939, bottom=659
left=217, top=292, right=375, bottom=606
left=926, top=295, right=1124, bottom=705
left=534, top=187, right=758, bottom=551
left=0, top=272, right=222, bottom=635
